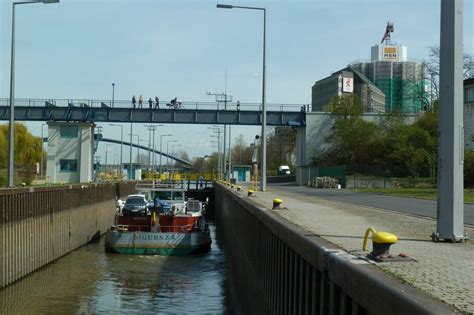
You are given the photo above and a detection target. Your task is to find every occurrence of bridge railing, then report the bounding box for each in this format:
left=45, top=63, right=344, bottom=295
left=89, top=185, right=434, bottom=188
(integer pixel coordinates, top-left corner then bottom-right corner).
left=0, top=98, right=310, bottom=112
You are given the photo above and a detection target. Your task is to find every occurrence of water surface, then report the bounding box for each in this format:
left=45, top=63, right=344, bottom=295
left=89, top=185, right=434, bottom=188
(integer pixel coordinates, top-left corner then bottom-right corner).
left=1, top=225, right=231, bottom=314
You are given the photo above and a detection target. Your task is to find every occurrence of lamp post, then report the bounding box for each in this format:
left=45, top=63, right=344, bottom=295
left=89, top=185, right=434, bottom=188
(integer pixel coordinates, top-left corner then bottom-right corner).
left=217, top=3, right=266, bottom=191
left=210, top=126, right=224, bottom=179
left=166, top=140, right=177, bottom=170
left=145, top=124, right=162, bottom=172
left=211, top=142, right=220, bottom=177
left=8, top=0, right=60, bottom=187
left=200, top=155, right=210, bottom=174
left=128, top=123, right=133, bottom=179
left=128, top=134, right=140, bottom=164
left=139, top=139, right=148, bottom=166
left=105, top=144, right=114, bottom=175
left=40, top=123, right=47, bottom=179
left=160, top=134, right=172, bottom=173
left=111, top=83, right=115, bottom=108
left=109, top=123, right=123, bottom=169
left=211, top=135, right=222, bottom=179
left=172, top=144, right=181, bottom=171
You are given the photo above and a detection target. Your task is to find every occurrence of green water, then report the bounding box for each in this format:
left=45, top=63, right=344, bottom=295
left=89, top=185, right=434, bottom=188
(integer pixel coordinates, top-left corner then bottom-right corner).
left=0, top=225, right=231, bottom=314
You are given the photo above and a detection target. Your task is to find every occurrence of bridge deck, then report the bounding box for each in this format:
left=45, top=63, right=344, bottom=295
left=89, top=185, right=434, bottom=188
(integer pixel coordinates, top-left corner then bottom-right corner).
left=0, top=98, right=307, bottom=126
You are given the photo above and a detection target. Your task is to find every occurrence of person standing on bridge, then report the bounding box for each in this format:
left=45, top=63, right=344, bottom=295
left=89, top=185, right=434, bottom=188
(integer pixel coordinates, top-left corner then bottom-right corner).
left=155, top=96, right=160, bottom=109
left=236, top=100, right=240, bottom=111
left=132, top=95, right=136, bottom=108
left=148, top=97, right=153, bottom=109
left=139, top=95, right=144, bottom=108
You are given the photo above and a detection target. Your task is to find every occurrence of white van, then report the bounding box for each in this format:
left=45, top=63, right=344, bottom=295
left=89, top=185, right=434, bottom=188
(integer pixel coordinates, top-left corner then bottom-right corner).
left=278, top=165, right=291, bottom=176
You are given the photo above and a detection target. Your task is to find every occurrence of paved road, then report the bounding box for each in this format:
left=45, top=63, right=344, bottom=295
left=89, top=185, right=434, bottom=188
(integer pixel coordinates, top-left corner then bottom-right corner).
left=270, top=184, right=474, bottom=225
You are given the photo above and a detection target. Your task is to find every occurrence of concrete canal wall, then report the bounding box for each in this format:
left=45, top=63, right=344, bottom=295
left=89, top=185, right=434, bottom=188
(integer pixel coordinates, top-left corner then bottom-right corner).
left=215, top=183, right=454, bottom=314
left=0, top=182, right=136, bottom=287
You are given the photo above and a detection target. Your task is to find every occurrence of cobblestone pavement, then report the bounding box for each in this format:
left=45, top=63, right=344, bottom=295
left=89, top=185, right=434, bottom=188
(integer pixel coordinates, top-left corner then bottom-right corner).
left=243, top=185, right=474, bottom=314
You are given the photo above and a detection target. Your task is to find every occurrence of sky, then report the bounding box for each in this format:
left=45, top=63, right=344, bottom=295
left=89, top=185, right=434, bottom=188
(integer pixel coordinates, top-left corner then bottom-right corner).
left=0, top=0, right=473, bottom=163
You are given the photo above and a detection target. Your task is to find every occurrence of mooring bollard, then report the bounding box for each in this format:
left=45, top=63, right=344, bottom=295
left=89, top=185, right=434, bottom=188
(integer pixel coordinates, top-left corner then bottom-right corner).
left=248, top=189, right=254, bottom=197
left=362, top=227, right=398, bottom=260
left=272, top=198, right=283, bottom=209
left=237, top=186, right=242, bottom=191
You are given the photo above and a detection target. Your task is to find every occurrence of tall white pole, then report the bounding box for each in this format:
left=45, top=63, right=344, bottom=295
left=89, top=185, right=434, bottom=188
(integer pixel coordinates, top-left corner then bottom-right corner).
left=119, top=125, right=123, bottom=169
left=229, top=125, right=232, bottom=180
left=129, top=123, right=133, bottom=179
left=40, top=124, right=46, bottom=179
left=8, top=0, right=59, bottom=187
left=7, top=4, right=16, bottom=187
left=435, top=0, right=466, bottom=242
left=260, top=8, right=267, bottom=192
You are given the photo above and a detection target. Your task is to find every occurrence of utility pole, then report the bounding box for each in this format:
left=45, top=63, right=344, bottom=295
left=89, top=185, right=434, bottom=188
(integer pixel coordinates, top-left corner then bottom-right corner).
left=207, top=87, right=232, bottom=180
left=145, top=125, right=157, bottom=170
left=434, top=0, right=467, bottom=242
left=112, top=83, right=115, bottom=108
left=129, top=123, right=133, bottom=180
left=228, top=125, right=232, bottom=180
left=210, top=126, right=224, bottom=179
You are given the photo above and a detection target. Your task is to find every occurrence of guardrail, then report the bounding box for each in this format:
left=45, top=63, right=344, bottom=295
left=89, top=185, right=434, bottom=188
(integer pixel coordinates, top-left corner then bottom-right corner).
left=215, top=183, right=455, bottom=314
left=0, top=98, right=310, bottom=113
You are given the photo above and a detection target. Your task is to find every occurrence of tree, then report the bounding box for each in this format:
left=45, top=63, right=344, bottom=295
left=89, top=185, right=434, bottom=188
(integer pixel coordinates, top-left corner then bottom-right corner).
left=0, top=123, right=44, bottom=186
left=265, top=127, right=296, bottom=171
left=465, top=149, right=474, bottom=187
left=424, top=46, right=474, bottom=103
left=173, top=150, right=190, bottom=169
left=329, top=95, right=363, bottom=120
left=386, top=125, right=434, bottom=179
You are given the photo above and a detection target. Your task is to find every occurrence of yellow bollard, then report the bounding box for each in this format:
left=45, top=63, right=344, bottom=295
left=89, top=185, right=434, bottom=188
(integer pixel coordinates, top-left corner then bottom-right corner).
left=248, top=189, right=254, bottom=197
left=237, top=186, right=242, bottom=191
left=363, top=227, right=398, bottom=259
left=272, top=198, right=283, bottom=209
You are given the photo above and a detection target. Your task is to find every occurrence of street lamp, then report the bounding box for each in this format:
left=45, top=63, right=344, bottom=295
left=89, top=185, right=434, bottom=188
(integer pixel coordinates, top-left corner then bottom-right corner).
left=166, top=140, right=177, bottom=170
left=8, top=0, right=60, bottom=187
left=40, top=123, right=47, bottom=179
left=211, top=135, right=222, bottom=179
left=200, top=155, right=210, bottom=174
left=217, top=3, right=267, bottom=191
left=160, top=134, right=172, bottom=173
left=139, top=139, right=148, bottom=166
left=105, top=144, right=114, bottom=175
left=210, top=126, right=224, bottom=179
left=128, top=134, right=140, bottom=164
left=111, top=83, right=115, bottom=108
left=145, top=124, right=163, bottom=172
left=109, top=124, right=123, bottom=169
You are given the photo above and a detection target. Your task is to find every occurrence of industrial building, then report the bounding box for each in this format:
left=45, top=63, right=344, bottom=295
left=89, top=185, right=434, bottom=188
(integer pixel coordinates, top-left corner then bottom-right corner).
left=311, top=67, right=386, bottom=113
left=312, top=22, right=429, bottom=114
left=47, top=122, right=95, bottom=184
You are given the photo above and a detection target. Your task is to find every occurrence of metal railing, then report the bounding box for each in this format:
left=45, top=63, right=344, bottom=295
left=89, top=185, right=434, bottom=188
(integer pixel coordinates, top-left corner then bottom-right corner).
left=135, top=181, right=187, bottom=191
left=0, top=98, right=310, bottom=112
left=117, top=223, right=196, bottom=233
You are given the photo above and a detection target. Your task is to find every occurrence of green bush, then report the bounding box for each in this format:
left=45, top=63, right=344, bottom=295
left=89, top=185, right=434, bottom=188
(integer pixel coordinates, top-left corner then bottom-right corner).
left=465, top=149, right=474, bottom=187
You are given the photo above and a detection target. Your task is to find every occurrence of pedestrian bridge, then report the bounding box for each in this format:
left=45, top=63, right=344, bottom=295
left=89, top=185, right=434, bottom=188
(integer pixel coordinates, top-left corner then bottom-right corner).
left=0, top=98, right=306, bottom=126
